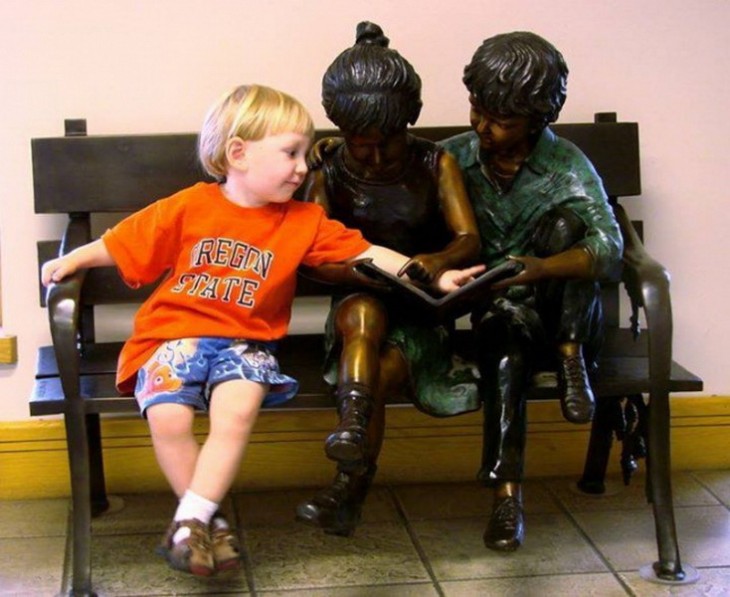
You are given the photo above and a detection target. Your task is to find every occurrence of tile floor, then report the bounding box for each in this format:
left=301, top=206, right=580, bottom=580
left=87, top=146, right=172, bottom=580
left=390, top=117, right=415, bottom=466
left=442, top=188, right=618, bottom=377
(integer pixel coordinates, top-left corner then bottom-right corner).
left=1, top=470, right=729, bottom=596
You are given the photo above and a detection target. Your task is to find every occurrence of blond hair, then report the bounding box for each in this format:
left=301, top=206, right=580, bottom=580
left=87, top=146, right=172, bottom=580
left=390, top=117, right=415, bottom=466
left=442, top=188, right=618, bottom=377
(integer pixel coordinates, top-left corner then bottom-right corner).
left=198, top=84, right=315, bottom=180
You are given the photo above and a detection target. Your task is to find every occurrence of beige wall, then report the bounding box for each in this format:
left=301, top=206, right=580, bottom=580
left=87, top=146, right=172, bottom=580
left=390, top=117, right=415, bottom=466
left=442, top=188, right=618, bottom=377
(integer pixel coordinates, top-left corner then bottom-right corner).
left=0, top=0, right=727, bottom=421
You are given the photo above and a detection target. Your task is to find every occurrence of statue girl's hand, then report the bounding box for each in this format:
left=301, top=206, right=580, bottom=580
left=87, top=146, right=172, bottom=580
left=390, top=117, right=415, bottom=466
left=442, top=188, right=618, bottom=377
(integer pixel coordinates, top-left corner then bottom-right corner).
left=398, top=253, right=453, bottom=285
left=306, top=137, right=344, bottom=169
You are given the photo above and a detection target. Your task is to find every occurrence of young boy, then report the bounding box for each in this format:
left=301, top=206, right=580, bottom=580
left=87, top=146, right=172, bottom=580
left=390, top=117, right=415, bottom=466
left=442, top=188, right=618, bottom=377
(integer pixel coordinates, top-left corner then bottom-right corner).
left=41, top=83, right=483, bottom=575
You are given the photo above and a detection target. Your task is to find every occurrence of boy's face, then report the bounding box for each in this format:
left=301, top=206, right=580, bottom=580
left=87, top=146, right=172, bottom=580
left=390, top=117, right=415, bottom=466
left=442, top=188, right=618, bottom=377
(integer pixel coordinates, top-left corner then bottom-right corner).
left=343, top=128, right=409, bottom=181
left=234, top=132, right=310, bottom=207
left=469, top=95, right=533, bottom=155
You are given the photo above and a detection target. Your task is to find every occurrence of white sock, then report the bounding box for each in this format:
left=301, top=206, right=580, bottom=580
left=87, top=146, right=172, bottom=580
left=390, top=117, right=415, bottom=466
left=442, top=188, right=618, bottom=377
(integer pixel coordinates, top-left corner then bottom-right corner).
left=211, top=513, right=230, bottom=532
left=171, top=490, right=219, bottom=544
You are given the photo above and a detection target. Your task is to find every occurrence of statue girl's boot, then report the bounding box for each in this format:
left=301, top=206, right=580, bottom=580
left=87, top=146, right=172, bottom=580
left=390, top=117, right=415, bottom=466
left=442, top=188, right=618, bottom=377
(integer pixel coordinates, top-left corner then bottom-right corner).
left=295, top=463, right=377, bottom=537
left=325, top=386, right=373, bottom=463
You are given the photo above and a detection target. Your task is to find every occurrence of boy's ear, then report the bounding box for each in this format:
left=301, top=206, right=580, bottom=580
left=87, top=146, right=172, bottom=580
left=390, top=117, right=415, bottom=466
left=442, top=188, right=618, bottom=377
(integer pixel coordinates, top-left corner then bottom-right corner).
left=226, top=137, right=248, bottom=169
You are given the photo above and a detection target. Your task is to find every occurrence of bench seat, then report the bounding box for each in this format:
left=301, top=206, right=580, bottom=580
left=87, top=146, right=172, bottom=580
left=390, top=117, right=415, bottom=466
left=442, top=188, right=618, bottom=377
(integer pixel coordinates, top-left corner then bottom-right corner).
left=31, top=330, right=703, bottom=416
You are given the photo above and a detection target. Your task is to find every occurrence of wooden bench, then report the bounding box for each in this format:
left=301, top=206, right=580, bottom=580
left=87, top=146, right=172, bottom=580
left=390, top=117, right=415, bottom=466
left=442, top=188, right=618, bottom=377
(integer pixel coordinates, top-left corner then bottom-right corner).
left=32, top=115, right=703, bottom=596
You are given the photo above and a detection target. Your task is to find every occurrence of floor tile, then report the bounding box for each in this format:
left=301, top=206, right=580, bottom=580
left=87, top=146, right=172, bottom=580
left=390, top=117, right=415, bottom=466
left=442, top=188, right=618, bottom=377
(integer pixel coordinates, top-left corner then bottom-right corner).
left=440, top=573, right=630, bottom=596
left=91, top=492, right=177, bottom=536
left=3, top=470, right=729, bottom=595
left=89, top=532, right=249, bottom=595
left=410, top=514, right=607, bottom=581
left=619, top=566, right=730, bottom=596
left=573, top=505, right=730, bottom=572
left=235, top=485, right=399, bottom=529
left=246, top=521, right=429, bottom=591
left=549, top=472, right=721, bottom=513
left=0, top=497, right=68, bottom=538
left=258, top=584, right=439, bottom=596
left=0, top=536, right=66, bottom=596
left=394, top=479, right=559, bottom=521
left=91, top=492, right=238, bottom=536
left=693, top=470, right=730, bottom=508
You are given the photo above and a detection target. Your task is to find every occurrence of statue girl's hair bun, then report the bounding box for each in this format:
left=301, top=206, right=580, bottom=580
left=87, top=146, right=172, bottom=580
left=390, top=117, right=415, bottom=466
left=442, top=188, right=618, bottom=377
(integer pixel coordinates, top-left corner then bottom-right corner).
left=355, top=21, right=389, bottom=48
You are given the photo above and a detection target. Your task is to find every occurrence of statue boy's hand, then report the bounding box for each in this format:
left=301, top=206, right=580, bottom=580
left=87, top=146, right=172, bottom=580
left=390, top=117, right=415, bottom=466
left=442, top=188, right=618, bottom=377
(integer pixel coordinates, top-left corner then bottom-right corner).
left=491, top=256, right=544, bottom=289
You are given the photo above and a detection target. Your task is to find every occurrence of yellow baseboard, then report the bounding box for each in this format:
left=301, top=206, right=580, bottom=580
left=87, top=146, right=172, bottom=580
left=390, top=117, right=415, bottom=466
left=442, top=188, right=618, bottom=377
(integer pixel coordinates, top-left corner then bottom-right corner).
left=1, top=396, right=728, bottom=500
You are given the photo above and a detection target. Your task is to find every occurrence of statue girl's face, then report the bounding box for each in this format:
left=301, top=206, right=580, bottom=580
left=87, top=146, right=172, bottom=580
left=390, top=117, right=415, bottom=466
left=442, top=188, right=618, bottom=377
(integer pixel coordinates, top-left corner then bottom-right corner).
left=469, top=96, right=534, bottom=156
left=343, top=128, right=409, bottom=181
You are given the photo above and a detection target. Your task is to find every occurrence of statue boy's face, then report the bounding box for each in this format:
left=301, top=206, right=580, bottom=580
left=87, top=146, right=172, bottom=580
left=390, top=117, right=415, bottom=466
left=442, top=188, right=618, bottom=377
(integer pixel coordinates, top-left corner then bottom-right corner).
left=469, top=95, right=533, bottom=155
left=343, top=128, right=409, bottom=181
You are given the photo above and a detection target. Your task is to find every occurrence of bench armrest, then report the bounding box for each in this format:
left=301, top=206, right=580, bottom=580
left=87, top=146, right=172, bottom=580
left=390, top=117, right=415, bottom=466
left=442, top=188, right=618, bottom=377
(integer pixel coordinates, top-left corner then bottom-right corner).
left=614, top=203, right=673, bottom=387
left=45, top=217, right=91, bottom=401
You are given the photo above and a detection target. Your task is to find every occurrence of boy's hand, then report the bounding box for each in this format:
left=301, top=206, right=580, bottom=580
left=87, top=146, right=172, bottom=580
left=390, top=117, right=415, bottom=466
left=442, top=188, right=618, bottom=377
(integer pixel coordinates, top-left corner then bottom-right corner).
left=41, top=256, right=77, bottom=287
left=435, top=264, right=486, bottom=293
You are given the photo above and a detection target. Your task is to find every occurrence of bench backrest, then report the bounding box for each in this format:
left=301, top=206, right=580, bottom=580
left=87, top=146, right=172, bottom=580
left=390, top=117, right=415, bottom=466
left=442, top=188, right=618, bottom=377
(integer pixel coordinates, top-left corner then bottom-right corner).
left=34, top=114, right=640, bottom=326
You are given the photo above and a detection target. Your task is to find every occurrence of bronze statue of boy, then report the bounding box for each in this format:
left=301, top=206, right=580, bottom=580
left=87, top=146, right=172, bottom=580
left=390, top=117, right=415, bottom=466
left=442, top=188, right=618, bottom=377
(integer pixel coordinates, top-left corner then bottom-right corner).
left=440, top=31, right=623, bottom=550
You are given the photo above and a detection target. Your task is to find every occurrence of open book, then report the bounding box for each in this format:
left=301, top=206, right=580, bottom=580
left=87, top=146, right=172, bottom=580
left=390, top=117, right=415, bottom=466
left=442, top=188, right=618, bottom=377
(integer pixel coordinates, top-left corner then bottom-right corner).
left=355, top=259, right=523, bottom=320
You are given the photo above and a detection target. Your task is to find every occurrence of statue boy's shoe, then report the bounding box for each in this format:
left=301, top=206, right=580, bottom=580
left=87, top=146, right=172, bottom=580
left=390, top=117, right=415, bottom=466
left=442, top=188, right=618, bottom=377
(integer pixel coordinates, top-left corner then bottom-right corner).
left=558, top=352, right=596, bottom=424
left=483, top=495, right=525, bottom=552
left=156, top=518, right=215, bottom=577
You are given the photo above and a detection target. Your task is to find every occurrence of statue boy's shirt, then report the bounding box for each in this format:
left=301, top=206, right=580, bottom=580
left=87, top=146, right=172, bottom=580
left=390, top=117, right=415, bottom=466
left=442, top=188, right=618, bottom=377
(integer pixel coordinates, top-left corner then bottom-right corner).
left=440, top=128, right=623, bottom=278
left=102, top=182, right=370, bottom=393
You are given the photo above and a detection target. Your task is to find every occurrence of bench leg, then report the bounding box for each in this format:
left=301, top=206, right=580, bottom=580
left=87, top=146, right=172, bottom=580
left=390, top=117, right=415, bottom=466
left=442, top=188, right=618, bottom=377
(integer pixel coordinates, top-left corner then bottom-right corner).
left=86, top=414, right=110, bottom=517
left=577, top=395, right=616, bottom=494
left=646, top=388, right=685, bottom=582
left=64, top=403, right=97, bottom=597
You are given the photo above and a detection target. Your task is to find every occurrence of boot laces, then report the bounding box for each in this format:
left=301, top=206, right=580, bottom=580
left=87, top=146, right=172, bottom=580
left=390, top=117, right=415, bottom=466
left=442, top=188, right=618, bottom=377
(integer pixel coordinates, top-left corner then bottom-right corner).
left=492, top=497, right=521, bottom=530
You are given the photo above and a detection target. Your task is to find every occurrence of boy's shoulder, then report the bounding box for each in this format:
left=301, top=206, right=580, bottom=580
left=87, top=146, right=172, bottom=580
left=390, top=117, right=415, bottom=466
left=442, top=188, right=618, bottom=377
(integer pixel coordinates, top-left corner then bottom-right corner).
left=288, top=198, right=326, bottom=217
left=438, top=131, right=479, bottom=170
left=438, top=130, right=478, bottom=159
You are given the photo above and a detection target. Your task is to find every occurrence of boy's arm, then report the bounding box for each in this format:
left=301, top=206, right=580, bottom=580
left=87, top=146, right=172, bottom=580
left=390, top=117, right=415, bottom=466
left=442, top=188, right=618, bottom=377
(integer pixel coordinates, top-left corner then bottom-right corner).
left=491, top=248, right=594, bottom=290
left=41, top=239, right=115, bottom=287
left=357, top=245, right=485, bottom=292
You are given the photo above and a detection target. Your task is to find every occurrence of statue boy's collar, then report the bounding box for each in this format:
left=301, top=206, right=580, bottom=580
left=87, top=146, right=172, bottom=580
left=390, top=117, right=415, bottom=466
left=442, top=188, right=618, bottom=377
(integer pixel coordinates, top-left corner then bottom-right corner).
left=469, top=127, right=557, bottom=176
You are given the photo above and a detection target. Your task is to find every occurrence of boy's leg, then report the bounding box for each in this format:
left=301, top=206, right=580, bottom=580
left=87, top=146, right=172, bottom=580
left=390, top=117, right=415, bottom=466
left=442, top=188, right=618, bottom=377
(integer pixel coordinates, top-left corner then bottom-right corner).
left=146, top=402, right=216, bottom=576
left=474, top=307, right=535, bottom=552
left=189, top=379, right=267, bottom=503
left=146, top=403, right=199, bottom=497
left=532, top=207, right=600, bottom=423
left=169, top=379, right=266, bottom=574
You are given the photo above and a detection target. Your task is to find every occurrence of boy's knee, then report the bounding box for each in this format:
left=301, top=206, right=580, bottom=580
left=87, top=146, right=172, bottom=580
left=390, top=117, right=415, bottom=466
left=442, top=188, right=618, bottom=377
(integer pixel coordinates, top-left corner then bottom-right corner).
left=532, top=207, right=586, bottom=256
left=146, top=402, right=195, bottom=436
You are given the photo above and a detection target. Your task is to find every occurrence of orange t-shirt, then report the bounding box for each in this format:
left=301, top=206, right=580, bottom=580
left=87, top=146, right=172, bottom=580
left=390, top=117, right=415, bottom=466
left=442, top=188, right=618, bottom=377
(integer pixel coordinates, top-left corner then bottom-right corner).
left=102, top=182, right=370, bottom=394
